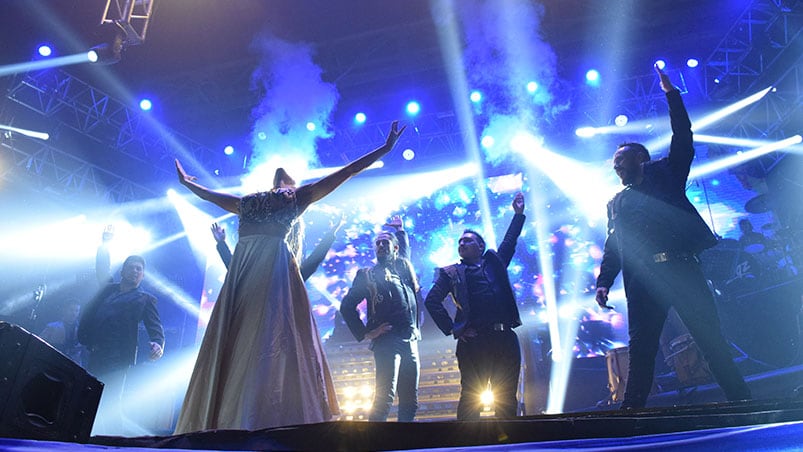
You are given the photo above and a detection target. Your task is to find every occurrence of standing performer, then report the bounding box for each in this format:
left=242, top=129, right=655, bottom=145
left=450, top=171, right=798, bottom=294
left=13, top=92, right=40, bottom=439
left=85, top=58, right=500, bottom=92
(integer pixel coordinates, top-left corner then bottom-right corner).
left=594, top=64, right=751, bottom=409
left=340, top=216, right=422, bottom=421
left=78, top=254, right=165, bottom=434
left=425, top=193, right=526, bottom=420
left=174, top=121, right=404, bottom=433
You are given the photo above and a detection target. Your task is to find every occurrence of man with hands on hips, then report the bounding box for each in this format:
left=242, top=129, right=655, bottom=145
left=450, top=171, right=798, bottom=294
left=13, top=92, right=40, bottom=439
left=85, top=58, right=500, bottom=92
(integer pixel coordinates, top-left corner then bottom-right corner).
left=425, top=192, right=526, bottom=420
left=340, top=215, right=422, bottom=422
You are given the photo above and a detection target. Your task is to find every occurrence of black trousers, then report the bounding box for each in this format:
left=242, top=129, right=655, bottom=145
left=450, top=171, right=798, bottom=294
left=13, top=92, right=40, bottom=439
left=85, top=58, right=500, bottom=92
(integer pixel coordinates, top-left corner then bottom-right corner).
left=455, top=329, right=521, bottom=420
left=622, top=256, right=751, bottom=408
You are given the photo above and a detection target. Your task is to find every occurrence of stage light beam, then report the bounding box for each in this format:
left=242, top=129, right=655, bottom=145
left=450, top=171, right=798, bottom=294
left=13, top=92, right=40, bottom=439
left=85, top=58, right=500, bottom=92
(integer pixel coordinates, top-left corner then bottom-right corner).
left=0, top=52, right=94, bottom=77
left=0, top=124, right=49, bottom=140
left=643, top=85, right=774, bottom=152
left=689, top=135, right=803, bottom=179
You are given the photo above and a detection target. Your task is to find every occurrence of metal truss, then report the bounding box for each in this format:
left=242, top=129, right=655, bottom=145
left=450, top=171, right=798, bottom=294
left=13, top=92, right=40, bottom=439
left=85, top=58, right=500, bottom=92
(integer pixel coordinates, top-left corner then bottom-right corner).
left=101, top=0, right=155, bottom=46
left=614, top=68, right=690, bottom=121
left=715, top=54, right=803, bottom=176
left=316, top=111, right=466, bottom=168
left=580, top=1, right=801, bottom=130
left=700, top=0, right=803, bottom=174
left=5, top=69, right=219, bottom=187
left=703, top=0, right=803, bottom=100
left=0, top=133, right=156, bottom=203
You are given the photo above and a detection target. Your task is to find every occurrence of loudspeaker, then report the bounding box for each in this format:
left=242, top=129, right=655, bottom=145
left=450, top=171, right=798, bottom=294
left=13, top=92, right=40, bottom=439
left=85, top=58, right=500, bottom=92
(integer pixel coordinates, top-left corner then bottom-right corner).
left=0, top=321, right=103, bottom=442
left=720, top=279, right=802, bottom=367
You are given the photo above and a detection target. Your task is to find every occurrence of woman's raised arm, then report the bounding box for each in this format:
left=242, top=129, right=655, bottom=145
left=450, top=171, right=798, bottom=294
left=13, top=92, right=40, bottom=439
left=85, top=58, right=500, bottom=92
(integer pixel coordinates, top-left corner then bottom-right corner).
left=296, top=121, right=405, bottom=209
left=175, top=159, right=241, bottom=213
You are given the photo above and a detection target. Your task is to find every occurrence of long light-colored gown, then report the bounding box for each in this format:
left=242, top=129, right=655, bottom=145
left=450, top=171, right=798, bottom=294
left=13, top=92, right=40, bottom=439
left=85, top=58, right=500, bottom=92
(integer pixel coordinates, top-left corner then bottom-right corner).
left=175, top=189, right=339, bottom=433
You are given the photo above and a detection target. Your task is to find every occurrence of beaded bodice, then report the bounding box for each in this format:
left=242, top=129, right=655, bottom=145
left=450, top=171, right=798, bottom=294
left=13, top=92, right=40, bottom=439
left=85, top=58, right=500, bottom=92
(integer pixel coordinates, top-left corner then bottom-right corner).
left=238, top=189, right=299, bottom=237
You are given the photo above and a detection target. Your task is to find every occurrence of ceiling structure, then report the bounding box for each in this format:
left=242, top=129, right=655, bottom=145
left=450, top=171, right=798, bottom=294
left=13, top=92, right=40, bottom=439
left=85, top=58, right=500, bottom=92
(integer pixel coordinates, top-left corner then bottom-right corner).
left=0, top=0, right=801, bottom=205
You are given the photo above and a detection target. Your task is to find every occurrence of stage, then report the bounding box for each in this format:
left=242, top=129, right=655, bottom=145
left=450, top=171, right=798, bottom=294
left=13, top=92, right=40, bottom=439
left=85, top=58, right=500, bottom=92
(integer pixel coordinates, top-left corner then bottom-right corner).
left=2, top=398, right=803, bottom=451
left=4, top=362, right=803, bottom=450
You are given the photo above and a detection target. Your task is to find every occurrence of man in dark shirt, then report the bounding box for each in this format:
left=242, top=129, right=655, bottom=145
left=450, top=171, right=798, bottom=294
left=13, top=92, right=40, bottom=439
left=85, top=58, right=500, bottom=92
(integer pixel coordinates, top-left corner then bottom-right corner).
left=595, top=64, right=751, bottom=409
left=425, top=193, right=525, bottom=420
left=340, top=216, right=421, bottom=421
left=78, top=254, right=165, bottom=433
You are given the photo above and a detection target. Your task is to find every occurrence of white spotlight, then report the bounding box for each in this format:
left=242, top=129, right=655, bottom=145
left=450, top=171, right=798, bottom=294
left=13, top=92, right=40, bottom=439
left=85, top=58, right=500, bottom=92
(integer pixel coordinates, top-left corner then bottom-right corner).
left=481, top=135, right=495, bottom=149
left=510, top=133, right=542, bottom=153
left=614, top=115, right=629, bottom=127
left=686, top=58, right=699, bottom=68
left=402, top=149, right=415, bottom=160
left=575, top=127, right=597, bottom=138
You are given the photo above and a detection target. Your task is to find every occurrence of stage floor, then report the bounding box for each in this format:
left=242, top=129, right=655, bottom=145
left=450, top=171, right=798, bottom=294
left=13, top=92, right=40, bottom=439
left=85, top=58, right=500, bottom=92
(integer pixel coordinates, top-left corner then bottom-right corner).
left=3, top=398, right=803, bottom=451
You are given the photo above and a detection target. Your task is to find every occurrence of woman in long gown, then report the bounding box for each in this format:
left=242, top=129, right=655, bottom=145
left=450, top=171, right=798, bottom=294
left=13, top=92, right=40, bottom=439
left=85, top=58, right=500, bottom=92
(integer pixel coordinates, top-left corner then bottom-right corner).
left=173, top=121, right=405, bottom=433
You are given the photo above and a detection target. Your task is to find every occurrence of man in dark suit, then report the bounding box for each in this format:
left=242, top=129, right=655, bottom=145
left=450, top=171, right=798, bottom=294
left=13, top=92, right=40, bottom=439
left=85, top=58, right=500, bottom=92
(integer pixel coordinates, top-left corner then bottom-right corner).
left=594, top=64, right=751, bottom=409
left=425, top=193, right=525, bottom=420
left=78, top=254, right=165, bottom=433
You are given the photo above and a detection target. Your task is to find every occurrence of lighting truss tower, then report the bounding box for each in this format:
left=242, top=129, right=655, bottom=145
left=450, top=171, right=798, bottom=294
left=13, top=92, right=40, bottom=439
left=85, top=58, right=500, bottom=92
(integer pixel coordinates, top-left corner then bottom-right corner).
left=702, top=0, right=802, bottom=174
left=703, top=0, right=802, bottom=101
left=101, top=0, right=156, bottom=46
left=4, top=69, right=219, bottom=203
left=0, top=134, right=157, bottom=203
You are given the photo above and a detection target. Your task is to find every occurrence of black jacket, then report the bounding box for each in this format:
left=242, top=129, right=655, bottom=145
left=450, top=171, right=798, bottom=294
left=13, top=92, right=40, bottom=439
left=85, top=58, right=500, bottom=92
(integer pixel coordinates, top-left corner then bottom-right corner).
left=340, top=230, right=421, bottom=342
left=425, top=213, right=525, bottom=338
left=596, top=89, right=717, bottom=289
left=78, top=284, right=165, bottom=369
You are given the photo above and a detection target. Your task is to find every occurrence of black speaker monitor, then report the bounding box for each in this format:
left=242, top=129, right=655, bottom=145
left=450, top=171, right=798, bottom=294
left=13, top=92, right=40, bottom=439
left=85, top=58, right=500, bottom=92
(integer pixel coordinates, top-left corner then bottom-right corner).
left=0, top=321, right=103, bottom=442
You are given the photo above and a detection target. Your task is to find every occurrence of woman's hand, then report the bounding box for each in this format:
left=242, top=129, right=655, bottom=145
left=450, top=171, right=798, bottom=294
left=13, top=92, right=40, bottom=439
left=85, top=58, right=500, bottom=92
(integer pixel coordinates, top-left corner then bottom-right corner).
left=175, top=159, right=197, bottom=186
left=383, top=120, right=406, bottom=149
